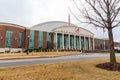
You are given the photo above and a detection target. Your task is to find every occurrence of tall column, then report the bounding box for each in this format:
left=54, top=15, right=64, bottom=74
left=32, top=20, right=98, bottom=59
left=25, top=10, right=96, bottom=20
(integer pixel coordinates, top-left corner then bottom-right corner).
left=89, top=36, right=91, bottom=50
left=84, top=36, right=86, bottom=50
left=62, top=34, right=64, bottom=50
left=56, top=32, right=57, bottom=50
left=79, top=36, right=81, bottom=50
left=68, top=34, right=70, bottom=49
left=74, top=35, right=76, bottom=49
left=93, top=37, right=95, bottom=50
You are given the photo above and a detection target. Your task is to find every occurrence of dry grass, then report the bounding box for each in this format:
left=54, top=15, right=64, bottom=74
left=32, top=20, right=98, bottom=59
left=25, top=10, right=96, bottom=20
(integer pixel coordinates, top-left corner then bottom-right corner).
left=0, top=59, right=120, bottom=80
left=0, top=51, right=81, bottom=60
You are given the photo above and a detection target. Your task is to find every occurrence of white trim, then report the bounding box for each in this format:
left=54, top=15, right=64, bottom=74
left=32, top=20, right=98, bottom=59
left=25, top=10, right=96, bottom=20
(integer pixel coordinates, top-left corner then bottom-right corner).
left=62, top=34, right=64, bottom=49
left=0, top=48, right=24, bottom=53
left=0, top=22, right=25, bottom=29
left=93, top=37, right=95, bottom=50
left=84, top=36, right=86, bottom=50
left=79, top=36, right=81, bottom=50
left=89, top=36, right=91, bottom=50
left=68, top=34, right=70, bottom=49
left=74, top=35, right=76, bottom=49
left=56, top=32, right=58, bottom=50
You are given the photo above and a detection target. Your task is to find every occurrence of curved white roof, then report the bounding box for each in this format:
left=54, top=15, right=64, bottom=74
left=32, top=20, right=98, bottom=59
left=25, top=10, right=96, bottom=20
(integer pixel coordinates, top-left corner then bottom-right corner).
left=52, top=26, right=94, bottom=37
left=30, top=21, right=94, bottom=37
left=30, top=21, right=75, bottom=31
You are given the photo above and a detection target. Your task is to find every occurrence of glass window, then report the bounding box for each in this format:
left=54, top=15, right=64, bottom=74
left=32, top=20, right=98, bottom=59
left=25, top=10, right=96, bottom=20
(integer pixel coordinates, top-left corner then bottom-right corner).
left=47, top=32, right=50, bottom=49
left=18, top=32, right=23, bottom=48
left=5, top=30, right=13, bottom=48
left=57, top=34, right=61, bottom=49
left=104, top=41, right=107, bottom=50
left=76, top=36, right=80, bottom=49
left=64, top=35, right=68, bottom=48
left=86, top=38, right=89, bottom=50
left=70, top=35, right=74, bottom=49
left=29, top=30, right=34, bottom=49
left=100, top=40, right=103, bottom=49
left=38, top=31, right=43, bottom=48
left=95, top=39, right=98, bottom=49
left=81, top=37, right=84, bottom=50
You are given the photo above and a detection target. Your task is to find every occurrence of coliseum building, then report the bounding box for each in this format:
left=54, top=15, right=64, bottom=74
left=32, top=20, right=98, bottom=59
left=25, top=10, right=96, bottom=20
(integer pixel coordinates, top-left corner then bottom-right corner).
left=0, top=21, right=119, bottom=53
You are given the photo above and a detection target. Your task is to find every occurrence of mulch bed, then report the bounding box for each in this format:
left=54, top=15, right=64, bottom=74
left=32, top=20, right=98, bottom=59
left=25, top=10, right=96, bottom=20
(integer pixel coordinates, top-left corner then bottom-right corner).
left=96, top=62, right=120, bottom=71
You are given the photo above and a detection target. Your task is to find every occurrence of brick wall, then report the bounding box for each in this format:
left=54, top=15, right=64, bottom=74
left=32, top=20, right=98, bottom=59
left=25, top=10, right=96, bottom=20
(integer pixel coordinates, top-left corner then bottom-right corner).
left=24, top=29, right=30, bottom=49
left=0, top=26, right=6, bottom=48
left=34, top=30, right=39, bottom=49
left=43, top=32, right=47, bottom=49
left=94, top=38, right=111, bottom=51
left=50, top=32, right=54, bottom=49
left=0, top=25, right=25, bottom=48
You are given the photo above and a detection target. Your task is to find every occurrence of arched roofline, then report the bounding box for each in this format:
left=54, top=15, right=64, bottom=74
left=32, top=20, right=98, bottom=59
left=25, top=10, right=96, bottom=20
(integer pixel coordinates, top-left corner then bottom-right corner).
left=0, top=22, right=26, bottom=29
left=31, top=21, right=76, bottom=28
left=52, top=25, right=94, bottom=35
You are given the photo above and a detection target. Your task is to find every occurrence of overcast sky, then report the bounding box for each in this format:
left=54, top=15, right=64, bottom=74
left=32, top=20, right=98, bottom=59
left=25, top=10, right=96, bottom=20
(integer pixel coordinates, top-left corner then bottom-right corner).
left=0, top=0, right=119, bottom=42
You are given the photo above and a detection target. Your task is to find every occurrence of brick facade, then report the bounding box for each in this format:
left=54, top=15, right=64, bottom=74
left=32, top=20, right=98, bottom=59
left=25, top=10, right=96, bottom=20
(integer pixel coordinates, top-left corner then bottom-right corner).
left=24, top=29, right=30, bottom=49
left=94, top=38, right=111, bottom=51
left=0, top=24, right=55, bottom=50
left=0, top=26, right=6, bottom=48
left=34, top=31, right=39, bottom=49
left=43, top=32, right=47, bottom=49
left=0, top=23, right=120, bottom=52
left=0, top=25, right=25, bottom=48
left=50, top=32, right=54, bottom=49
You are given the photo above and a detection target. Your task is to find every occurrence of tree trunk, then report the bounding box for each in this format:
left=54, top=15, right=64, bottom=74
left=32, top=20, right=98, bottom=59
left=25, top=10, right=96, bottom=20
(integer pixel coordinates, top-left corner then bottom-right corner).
left=108, top=28, right=116, bottom=63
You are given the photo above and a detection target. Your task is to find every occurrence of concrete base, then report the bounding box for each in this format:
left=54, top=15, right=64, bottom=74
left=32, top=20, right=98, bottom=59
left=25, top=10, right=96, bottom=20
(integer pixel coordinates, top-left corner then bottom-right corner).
left=0, top=48, right=24, bottom=53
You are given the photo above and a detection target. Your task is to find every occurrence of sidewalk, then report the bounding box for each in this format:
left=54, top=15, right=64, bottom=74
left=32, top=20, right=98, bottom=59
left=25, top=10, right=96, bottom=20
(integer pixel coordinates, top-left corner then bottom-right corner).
left=0, top=52, right=81, bottom=60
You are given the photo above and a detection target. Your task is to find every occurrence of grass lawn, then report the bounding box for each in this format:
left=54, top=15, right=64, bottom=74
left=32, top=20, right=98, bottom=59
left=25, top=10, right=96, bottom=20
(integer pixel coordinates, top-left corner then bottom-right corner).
left=0, top=59, right=120, bottom=80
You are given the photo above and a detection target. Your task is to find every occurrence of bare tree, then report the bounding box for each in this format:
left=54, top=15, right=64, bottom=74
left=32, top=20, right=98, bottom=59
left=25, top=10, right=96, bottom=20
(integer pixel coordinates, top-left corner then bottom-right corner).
left=72, top=0, right=120, bottom=63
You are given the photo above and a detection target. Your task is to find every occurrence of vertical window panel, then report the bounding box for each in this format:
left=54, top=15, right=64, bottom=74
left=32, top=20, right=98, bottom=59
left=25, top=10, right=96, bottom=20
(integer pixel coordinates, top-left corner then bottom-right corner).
left=100, top=40, right=103, bottom=49
left=5, top=30, right=13, bottom=48
left=38, top=31, right=43, bottom=48
left=86, top=38, right=89, bottom=50
left=76, top=36, right=80, bottom=49
left=57, top=34, right=61, bottom=49
left=47, top=32, right=50, bottom=49
left=29, top=30, right=34, bottom=49
left=81, top=37, right=84, bottom=50
left=64, top=35, right=68, bottom=49
left=18, top=32, right=23, bottom=48
left=70, top=35, right=74, bottom=49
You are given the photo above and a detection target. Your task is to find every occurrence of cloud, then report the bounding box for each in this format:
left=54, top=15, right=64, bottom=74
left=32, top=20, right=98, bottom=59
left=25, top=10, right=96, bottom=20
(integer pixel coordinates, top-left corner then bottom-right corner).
left=31, top=0, right=71, bottom=24
left=0, top=0, right=33, bottom=26
left=0, top=0, right=119, bottom=42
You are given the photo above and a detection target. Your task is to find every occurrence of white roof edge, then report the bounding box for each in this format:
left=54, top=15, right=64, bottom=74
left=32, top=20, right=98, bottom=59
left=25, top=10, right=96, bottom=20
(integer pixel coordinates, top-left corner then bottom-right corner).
left=52, top=25, right=94, bottom=35
left=31, top=21, right=76, bottom=28
left=78, top=26, right=94, bottom=35
left=0, top=22, right=26, bottom=29
left=30, top=28, right=54, bottom=33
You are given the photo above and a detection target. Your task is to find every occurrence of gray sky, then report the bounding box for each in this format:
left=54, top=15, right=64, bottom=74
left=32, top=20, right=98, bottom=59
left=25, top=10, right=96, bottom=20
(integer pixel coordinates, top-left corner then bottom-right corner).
left=0, top=0, right=119, bottom=42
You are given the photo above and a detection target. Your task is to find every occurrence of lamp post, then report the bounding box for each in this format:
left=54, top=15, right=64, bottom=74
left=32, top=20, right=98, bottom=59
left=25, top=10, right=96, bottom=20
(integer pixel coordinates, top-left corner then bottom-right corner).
left=27, top=35, right=30, bottom=55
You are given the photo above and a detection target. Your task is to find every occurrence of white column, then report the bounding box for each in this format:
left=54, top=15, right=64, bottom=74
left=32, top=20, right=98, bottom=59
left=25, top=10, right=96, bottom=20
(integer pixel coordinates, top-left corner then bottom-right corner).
left=62, top=34, right=64, bottom=50
left=93, top=37, right=95, bottom=50
left=56, top=33, right=57, bottom=50
left=103, top=38, right=106, bottom=50
left=84, top=36, right=86, bottom=50
left=74, top=35, right=76, bottom=49
left=68, top=34, right=70, bottom=49
left=89, top=36, right=91, bottom=50
left=79, top=36, right=81, bottom=50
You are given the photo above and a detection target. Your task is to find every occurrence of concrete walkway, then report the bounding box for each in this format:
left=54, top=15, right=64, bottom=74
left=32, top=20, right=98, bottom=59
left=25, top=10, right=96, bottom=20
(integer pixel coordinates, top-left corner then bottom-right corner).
left=0, top=53, right=120, bottom=67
